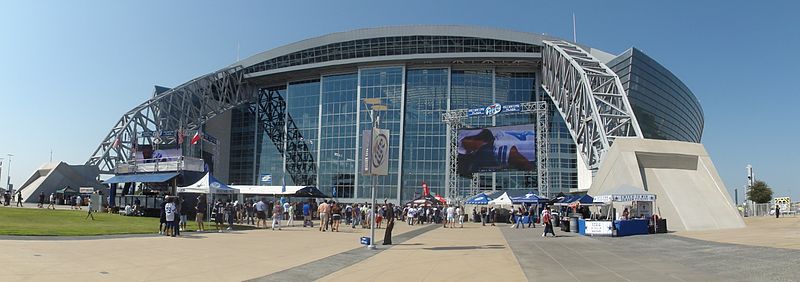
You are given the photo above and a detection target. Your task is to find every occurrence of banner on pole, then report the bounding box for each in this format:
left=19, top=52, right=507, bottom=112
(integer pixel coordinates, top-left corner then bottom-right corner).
left=361, top=128, right=390, bottom=176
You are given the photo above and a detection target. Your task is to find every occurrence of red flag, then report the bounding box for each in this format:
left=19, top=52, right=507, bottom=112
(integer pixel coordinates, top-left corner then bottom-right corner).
left=178, top=129, right=184, bottom=145
left=422, top=181, right=430, bottom=196
left=113, top=135, right=121, bottom=148
left=191, top=131, right=201, bottom=145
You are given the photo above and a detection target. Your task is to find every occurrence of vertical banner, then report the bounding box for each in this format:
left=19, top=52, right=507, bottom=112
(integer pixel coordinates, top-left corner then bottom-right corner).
left=361, top=128, right=390, bottom=176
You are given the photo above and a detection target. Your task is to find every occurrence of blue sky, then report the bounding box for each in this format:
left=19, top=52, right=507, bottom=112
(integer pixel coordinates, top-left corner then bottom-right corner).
left=1, top=1, right=798, bottom=202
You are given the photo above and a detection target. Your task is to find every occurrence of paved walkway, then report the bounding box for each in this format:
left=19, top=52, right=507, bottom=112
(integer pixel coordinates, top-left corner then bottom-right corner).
left=2, top=216, right=800, bottom=281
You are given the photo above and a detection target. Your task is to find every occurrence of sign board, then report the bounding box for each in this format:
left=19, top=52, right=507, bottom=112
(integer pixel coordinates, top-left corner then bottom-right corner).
left=585, top=221, right=613, bottom=236
left=79, top=187, right=94, bottom=194
left=465, top=103, right=525, bottom=117
left=613, top=194, right=656, bottom=202
left=594, top=194, right=655, bottom=203
left=361, top=129, right=390, bottom=176
left=260, top=174, right=272, bottom=185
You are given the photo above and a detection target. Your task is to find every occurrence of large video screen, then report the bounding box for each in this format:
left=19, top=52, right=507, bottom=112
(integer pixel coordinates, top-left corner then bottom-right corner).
left=135, top=145, right=182, bottom=163
left=457, top=124, right=536, bottom=176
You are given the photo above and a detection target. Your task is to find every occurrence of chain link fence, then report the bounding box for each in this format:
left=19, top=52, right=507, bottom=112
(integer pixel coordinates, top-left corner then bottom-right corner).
left=741, top=203, right=798, bottom=217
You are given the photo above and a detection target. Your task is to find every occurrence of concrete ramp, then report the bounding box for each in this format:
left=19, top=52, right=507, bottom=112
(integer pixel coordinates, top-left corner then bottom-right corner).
left=19, top=162, right=104, bottom=202
left=588, top=138, right=744, bottom=231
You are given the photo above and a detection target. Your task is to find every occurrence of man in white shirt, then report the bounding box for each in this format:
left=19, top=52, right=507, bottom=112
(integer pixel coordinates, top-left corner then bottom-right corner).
left=255, top=200, right=267, bottom=228
left=446, top=205, right=456, bottom=228
left=456, top=206, right=464, bottom=228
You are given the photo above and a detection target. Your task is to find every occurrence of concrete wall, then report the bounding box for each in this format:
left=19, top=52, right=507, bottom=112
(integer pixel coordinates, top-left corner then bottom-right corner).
left=19, top=162, right=104, bottom=203
left=588, top=138, right=745, bottom=231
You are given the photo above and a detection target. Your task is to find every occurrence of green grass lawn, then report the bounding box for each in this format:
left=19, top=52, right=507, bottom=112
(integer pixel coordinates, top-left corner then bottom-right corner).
left=0, top=207, right=260, bottom=236
left=0, top=207, right=161, bottom=236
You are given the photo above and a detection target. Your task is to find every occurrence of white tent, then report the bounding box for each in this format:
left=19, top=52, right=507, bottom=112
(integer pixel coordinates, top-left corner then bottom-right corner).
left=177, top=173, right=237, bottom=194
left=488, top=192, right=514, bottom=206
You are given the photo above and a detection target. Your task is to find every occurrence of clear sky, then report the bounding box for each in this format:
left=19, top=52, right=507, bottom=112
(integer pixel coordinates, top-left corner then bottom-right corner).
left=1, top=0, right=798, bottom=202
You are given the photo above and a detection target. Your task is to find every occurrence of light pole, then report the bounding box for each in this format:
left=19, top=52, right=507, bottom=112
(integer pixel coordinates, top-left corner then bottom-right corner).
left=362, top=98, right=385, bottom=250
left=6, top=154, right=12, bottom=195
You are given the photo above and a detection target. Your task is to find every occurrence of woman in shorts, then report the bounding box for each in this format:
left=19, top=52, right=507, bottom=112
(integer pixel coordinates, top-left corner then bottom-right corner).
left=330, top=202, right=342, bottom=232
left=195, top=196, right=207, bottom=232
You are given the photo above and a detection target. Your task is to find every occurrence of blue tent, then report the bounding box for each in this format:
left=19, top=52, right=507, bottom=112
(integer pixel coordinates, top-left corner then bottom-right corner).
left=574, top=194, right=594, bottom=204
left=465, top=193, right=493, bottom=205
left=559, top=195, right=577, bottom=203
left=510, top=192, right=549, bottom=204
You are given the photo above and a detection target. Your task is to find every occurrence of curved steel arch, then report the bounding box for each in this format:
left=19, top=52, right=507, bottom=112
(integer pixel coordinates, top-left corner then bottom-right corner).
left=86, top=67, right=254, bottom=174
left=541, top=40, right=642, bottom=171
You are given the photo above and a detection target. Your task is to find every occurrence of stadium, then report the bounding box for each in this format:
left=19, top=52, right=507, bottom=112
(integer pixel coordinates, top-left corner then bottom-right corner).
left=21, top=25, right=742, bottom=231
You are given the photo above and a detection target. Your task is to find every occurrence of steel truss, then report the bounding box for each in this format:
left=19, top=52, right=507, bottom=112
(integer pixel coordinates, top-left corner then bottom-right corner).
left=87, top=67, right=252, bottom=173
left=442, top=101, right=549, bottom=201
left=540, top=40, right=642, bottom=171
left=255, top=89, right=317, bottom=186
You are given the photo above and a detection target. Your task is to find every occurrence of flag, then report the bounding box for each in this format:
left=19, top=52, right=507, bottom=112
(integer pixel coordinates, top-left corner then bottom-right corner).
left=332, top=186, right=337, bottom=198
left=191, top=130, right=201, bottom=145
left=281, top=175, right=286, bottom=193
left=422, top=181, right=430, bottom=196
left=177, top=129, right=184, bottom=145
left=113, top=135, right=121, bottom=148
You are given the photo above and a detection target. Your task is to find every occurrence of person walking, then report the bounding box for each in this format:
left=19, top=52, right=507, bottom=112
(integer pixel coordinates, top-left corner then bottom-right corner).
left=776, top=204, right=781, bottom=218
left=287, top=202, right=295, bottom=227
left=214, top=199, right=225, bottom=232
left=256, top=198, right=267, bottom=229
left=302, top=200, right=312, bottom=227
left=159, top=197, right=168, bottom=235
left=38, top=192, right=45, bottom=208
left=383, top=202, right=396, bottom=245
left=271, top=201, right=282, bottom=231
left=352, top=204, right=361, bottom=228
left=85, top=197, right=95, bottom=220
left=541, top=206, right=556, bottom=237
left=224, top=200, right=234, bottom=231
left=446, top=205, right=456, bottom=228
left=15, top=192, right=24, bottom=207
left=331, top=201, right=342, bottom=232
left=47, top=193, right=56, bottom=210
left=456, top=206, right=464, bottom=228
left=527, top=205, right=537, bottom=228
left=178, top=197, right=188, bottom=232
left=318, top=200, right=330, bottom=232
left=195, top=196, right=207, bottom=232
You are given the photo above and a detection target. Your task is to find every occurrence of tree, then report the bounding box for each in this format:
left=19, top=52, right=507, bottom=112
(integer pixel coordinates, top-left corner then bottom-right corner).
left=747, top=180, right=773, bottom=204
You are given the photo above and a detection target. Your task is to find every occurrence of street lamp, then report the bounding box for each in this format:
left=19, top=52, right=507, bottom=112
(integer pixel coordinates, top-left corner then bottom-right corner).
left=362, top=98, right=386, bottom=250
left=6, top=154, right=12, bottom=194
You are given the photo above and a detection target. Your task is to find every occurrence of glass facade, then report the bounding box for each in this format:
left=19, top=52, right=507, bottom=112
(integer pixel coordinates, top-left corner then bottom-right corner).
left=318, top=74, right=358, bottom=198
left=402, top=69, right=449, bottom=201
left=608, top=48, right=704, bottom=143
left=357, top=67, right=404, bottom=200
left=229, top=66, right=579, bottom=202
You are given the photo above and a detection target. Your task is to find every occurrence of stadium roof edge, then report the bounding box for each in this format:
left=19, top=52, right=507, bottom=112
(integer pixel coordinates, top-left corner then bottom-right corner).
left=232, top=25, right=601, bottom=69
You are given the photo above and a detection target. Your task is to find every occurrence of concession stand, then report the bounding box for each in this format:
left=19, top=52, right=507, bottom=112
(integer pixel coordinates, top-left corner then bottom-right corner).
left=590, top=186, right=657, bottom=237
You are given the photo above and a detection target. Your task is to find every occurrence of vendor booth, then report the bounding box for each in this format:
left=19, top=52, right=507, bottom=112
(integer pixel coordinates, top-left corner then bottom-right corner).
left=587, top=186, right=658, bottom=237
left=488, top=192, right=513, bottom=207
left=177, top=173, right=238, bottom=219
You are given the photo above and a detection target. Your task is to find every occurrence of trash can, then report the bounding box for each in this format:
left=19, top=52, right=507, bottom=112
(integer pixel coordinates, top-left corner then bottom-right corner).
left=655, top=219, right=668, bottom=233
left=561, top=219, right=570, bottom=232
left=569, top=217, right=579, bottom=233
left=553, top=215, right=561, bottom=227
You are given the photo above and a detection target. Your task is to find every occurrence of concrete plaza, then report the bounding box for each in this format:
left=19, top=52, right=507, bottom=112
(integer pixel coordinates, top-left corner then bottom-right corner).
left=1, top=216, right=798, bottom=281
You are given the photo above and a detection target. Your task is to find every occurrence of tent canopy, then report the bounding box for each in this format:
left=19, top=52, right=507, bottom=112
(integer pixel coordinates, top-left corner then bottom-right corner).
left=104, top=172, right=179, bottom=184
left=465, top=193, right=494, bottom=205
left=177, top=173, right=236, bottom=194
left=56, top=186, right=78, bottom=194
left=406, top=194, right=439, bottom=206
left=292, top=186, right=329, bottom=198
left=510, top=192, right=549, bottom=204
left=488, top=192, right=513, bottom=206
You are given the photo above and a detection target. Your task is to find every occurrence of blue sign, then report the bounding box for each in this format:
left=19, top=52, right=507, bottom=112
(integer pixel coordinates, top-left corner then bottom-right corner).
left=502, top=104, right=521, bottom=113
left=360, top=236, right=371, bottom=245
left=485, top=103, right=502, bottom=116
left=260, top=174, right=272, bottom=185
